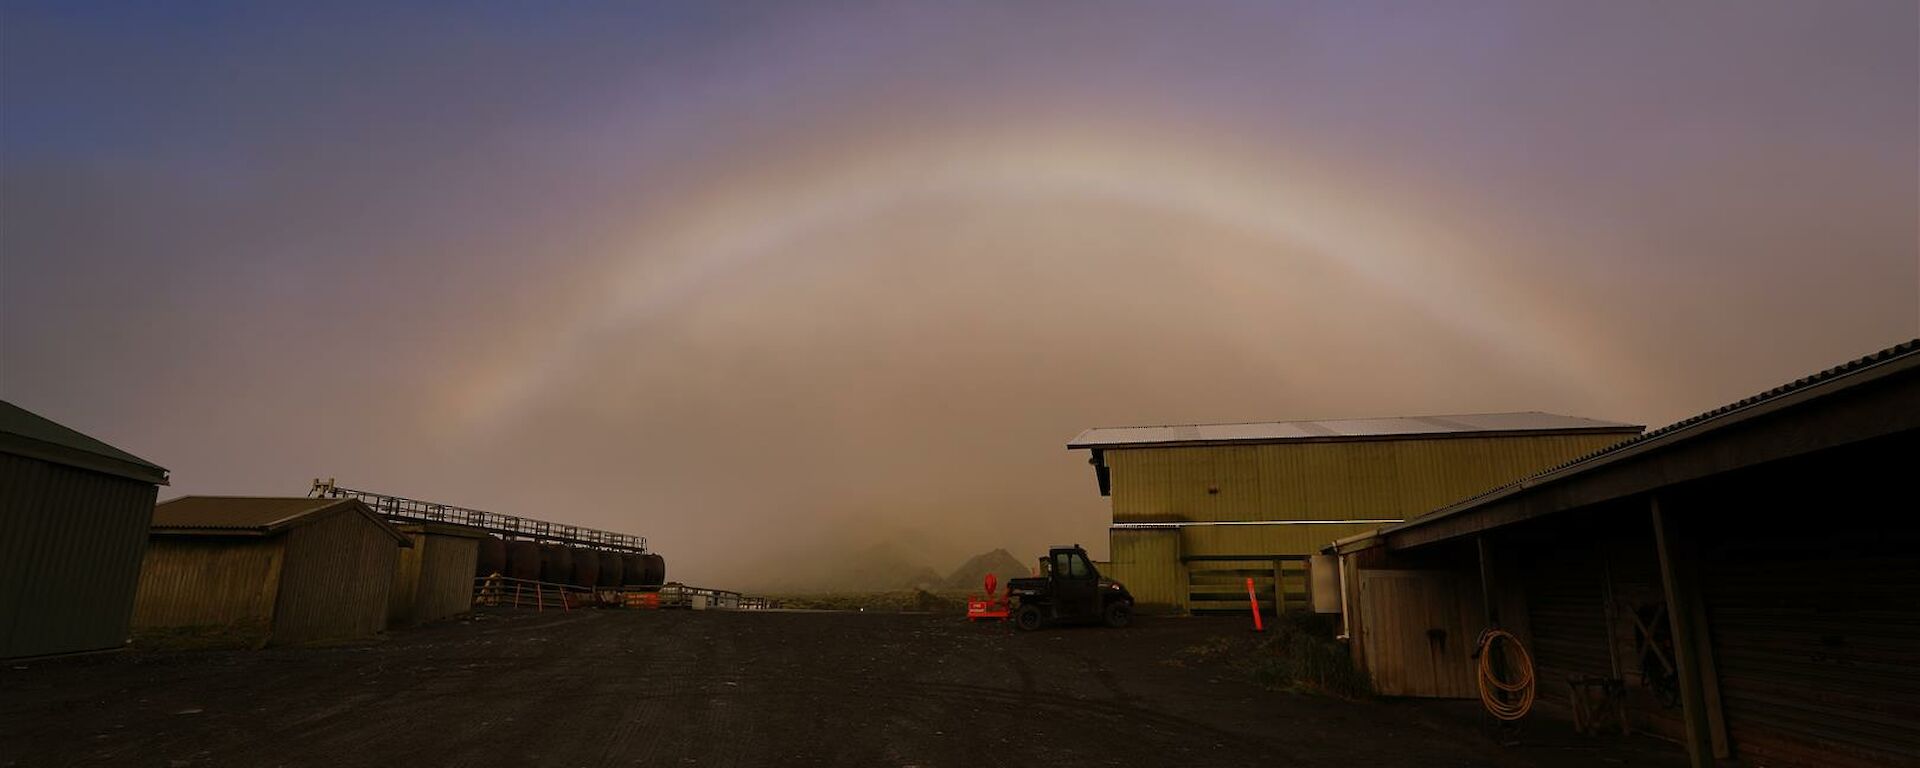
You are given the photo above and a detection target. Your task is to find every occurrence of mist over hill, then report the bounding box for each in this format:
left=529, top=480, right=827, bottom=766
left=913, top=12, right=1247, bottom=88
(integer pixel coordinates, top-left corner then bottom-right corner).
left=942, top=548, right=1032, bottom=591
left=751, top=539, right=1034, bottom=594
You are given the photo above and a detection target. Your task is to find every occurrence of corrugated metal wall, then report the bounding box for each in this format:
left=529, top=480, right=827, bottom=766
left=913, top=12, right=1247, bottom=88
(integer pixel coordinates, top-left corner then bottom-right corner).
left=274, top=509, right=400, bottom=644
left=1106, top=528, right=1182, bottom=610
left=1104, top=434, right=1627, bottom=526
left=1102, top=434, right=1623, bottom=617
left=1180, top=523, right=1379, bottom=558
left=131, top=538, right=283, bottom=633
left=389, top=530, right=480, bottom=626
left=1, top=453, right=160, bottom=659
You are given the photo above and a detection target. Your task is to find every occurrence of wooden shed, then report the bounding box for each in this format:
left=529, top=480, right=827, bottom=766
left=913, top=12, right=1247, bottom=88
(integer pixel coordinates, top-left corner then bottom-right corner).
left=388, top=522, right=487, bottom=626
left=1329, top=339, right=1920, bottom=768
left=1, top=400, right=169, bottom=659
left=133, top=496, right=409, bottom=646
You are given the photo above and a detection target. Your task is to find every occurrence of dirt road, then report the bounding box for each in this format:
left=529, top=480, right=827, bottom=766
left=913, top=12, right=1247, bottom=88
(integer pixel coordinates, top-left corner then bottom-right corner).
left=2, top=610, right=1684, bottom=767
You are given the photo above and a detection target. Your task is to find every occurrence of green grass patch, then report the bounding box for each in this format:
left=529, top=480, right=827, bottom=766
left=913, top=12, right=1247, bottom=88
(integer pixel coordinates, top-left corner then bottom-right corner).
left=1245, top=612, right=1373, bottom=699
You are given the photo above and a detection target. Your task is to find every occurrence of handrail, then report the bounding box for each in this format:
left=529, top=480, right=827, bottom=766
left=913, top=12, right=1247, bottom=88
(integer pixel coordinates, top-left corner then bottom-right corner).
left=473, top=575, right=777, bottom=612
left=312, top=479, right=648, bottom=553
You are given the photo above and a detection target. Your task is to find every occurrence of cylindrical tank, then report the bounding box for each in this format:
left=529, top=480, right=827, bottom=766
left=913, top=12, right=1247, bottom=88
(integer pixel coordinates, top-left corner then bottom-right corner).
left=621, top=554, right=648, bottom=588
left=505, top=540, right=542, bottom=581
left=539, top=544, right=574, bottom=585
left=568, top=547, right=600, bottom=587
left=596, top=551, right=625, bottom=588
left=475, top=536, right=507, bottom=577
left=640, top=553, right=666, bottom=587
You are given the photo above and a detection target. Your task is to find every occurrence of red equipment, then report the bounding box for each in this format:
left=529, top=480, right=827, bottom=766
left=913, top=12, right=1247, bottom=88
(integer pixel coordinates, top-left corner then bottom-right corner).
left=966, top=573, right=1010, bottom=621
left=1246, top=577, right=1265, bottom=632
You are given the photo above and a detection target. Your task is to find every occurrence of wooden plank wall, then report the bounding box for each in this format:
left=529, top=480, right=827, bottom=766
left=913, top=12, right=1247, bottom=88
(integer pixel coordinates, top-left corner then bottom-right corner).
left=1356, top=569, right=1480, bottom=698
left=390, top=531, right=480, bottom=626
left=274, top=510, right=399, bottom=644
left=131, top=538, right=283, bottom=634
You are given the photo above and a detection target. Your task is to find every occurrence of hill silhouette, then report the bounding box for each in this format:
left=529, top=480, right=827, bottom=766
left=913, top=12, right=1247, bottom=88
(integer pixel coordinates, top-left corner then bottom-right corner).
left=941, top=548, right=1032, bottom=591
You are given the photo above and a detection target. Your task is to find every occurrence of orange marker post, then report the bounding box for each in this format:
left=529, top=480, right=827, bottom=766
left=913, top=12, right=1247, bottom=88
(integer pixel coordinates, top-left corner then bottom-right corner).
left=1246, top=577, right=1265, bottom=632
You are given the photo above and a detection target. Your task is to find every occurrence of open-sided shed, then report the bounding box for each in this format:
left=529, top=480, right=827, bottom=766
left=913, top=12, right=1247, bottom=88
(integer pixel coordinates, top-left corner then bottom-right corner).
left=1329, top=339, right=1920, bottom=768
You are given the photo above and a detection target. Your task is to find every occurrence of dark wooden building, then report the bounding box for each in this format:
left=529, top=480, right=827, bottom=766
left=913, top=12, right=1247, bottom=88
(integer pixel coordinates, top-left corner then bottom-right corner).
left=388, top=522, right=486, bottom=626
left=133, top=497, right=409, bottom=645
left=1, top=401, right=169, bottom=659
left=1329, top=339, right=1920, bottom=767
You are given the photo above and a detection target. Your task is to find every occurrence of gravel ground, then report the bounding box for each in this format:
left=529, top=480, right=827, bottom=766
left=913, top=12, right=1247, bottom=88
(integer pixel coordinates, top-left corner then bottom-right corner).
left=1, top=609, right=1688, bottom=767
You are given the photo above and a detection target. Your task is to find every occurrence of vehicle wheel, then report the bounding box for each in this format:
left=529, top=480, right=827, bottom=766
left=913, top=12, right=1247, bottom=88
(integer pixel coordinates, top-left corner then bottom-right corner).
left=1103, top=601, right=1133, bottom=629
left=1014, top=605, right=1044, bottom=631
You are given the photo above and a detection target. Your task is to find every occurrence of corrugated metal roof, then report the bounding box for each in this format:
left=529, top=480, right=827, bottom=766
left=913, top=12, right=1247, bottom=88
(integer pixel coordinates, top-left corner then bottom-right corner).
left=152, top=496, right=410, bottom=544
left=1385, top=338, right=1920, bottom=538
left=0, top=400, right=167, bottom=485
left=1068, top=411, right=1641, bottom=449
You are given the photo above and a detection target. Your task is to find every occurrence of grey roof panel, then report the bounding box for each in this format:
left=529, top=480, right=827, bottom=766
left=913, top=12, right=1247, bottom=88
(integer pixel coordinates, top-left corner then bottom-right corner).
left=151, top=496, right=410, bottom=545
left=1384, top=338, right=1920, bottom=538
left=1068, top=411, right=1641, bottom=449
left=0, top=400, right=168, bottom=484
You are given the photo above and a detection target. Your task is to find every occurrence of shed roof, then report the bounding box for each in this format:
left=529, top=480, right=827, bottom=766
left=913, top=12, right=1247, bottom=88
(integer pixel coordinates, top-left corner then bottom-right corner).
left=1377, top=338, right=1920, bottom=548
left=152, top=496, right=409, bottom=545
left=1068, top=411, right=1640, bottom=450
left=0, top=400, right=168, bottom=485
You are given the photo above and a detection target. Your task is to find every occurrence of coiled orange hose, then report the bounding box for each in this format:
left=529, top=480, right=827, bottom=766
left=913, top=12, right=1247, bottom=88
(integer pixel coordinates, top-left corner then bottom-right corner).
left=1477, top=628, right=1536, bottom=721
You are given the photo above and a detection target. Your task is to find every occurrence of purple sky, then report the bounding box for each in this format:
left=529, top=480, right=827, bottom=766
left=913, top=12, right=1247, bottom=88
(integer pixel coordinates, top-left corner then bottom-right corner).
left=4, top=2, right=1915, bottom=588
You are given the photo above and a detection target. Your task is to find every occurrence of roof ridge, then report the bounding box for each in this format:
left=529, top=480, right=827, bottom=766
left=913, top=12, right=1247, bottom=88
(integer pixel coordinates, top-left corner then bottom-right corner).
left=1407, top=338, right=1920, bottom=520
left=1076, top=410, right=1632, bottom=433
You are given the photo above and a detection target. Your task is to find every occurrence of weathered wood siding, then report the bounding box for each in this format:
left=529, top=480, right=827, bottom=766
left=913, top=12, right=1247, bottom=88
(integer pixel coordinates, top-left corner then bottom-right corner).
left=389, top=528, right=481, bottom=626
left=274, top=509, right=399, bottom=644
left=1356, top=569, right=1482, bottom=698
left=132, top=537, right=283, bottom=633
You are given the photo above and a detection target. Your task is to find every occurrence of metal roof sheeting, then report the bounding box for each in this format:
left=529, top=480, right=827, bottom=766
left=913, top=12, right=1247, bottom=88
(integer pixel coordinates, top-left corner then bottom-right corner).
left=0, top=400, right=167, bottom=485
left=1068, top=411, right=1641, bottom=449
left=152, top=496, right=410, bottom=544
left=1385, top=338, right=1920, bottom=538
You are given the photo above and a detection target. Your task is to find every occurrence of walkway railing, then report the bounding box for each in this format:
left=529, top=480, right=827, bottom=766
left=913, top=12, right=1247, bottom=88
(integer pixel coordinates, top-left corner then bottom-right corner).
left=476, top=576, right=775, bottom=612
left=313, top=479, right=647, bottom=553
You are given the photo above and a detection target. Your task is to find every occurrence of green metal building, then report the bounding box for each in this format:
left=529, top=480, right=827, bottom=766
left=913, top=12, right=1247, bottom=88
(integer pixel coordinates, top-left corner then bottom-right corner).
left=1, top=400, right=169, bottom=659
left=1069, top=412, right=1640, bottom=613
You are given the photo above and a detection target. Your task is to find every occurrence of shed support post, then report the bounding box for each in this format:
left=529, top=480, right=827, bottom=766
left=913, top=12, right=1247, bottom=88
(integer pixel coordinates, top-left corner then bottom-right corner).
left=1274, top=561, right=1286, bottom=615
left=1476, top=535, right=1497, bottom=628
left=1652, top=495, right=1727, bottom=766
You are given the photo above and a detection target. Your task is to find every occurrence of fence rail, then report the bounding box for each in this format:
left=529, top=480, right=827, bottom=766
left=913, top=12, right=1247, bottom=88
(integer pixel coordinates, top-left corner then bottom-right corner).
left=312, top=479, right=647, bottom=553
left=473, top=575, right=594, bottom=612
left=474, top=575, right=775, bottom=612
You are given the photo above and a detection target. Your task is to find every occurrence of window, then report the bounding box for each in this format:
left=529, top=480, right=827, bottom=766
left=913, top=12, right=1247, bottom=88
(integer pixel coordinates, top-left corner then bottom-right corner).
left=1067, top=554, right=1090, bottom=579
